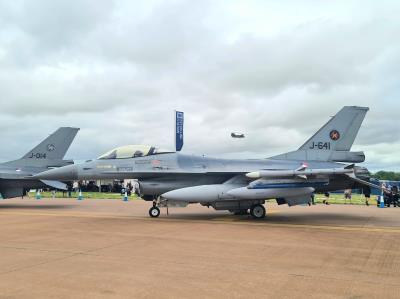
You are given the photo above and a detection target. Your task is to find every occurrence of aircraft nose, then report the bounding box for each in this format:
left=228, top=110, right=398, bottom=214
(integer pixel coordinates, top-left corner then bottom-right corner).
left=34, top=164, right=78, bottom=181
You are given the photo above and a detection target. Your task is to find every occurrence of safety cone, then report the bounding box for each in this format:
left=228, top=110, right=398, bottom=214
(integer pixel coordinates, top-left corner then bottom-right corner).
left=123, top=191, right=128, bottom=201
left=78, top=190, right=83, bottom=200
left=379, top=195, right=385, bottom=208
left=36, top=190, right=41, bottom=200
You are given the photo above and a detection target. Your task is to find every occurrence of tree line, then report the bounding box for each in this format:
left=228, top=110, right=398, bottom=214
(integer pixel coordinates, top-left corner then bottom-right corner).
left=371, top=171, right=400, bottom=181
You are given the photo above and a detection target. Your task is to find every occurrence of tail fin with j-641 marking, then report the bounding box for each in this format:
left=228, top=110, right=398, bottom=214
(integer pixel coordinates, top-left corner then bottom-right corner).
left=271, top=106, right=369, bottom=162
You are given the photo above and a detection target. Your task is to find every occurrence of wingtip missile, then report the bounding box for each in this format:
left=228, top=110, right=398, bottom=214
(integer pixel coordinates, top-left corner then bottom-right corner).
left=246, top=171, right=261, bottom=179
left=246, top=168, right=354, bottom=179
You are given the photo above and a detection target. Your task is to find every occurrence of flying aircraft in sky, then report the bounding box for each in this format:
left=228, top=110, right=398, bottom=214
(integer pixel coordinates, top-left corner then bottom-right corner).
left=231, top=132, right=245, bottom=138
left=0, top=127, right=79, bottom=199
left=34, top=107, right=376, bottom=219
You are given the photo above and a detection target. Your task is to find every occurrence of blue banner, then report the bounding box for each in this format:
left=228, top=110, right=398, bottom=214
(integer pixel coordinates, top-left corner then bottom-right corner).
left=175, top=111, right=184, bottom=151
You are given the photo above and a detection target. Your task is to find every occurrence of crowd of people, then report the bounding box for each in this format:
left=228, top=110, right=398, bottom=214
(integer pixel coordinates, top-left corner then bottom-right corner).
left=382, top=185, right=399, bottom=207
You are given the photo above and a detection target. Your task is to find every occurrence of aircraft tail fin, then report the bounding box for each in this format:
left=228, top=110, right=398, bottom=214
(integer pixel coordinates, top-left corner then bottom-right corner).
left=271, top=106, right=369, bottom=162
left=299, top=106, right=369, bottom=152
left=5, top=127, right=79, bottom=168
left=21, top=127, right=79, bottom=160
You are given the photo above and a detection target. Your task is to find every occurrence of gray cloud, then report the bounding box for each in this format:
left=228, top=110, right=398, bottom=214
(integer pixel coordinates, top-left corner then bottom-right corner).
left=0, top=0, right=399, bottom=172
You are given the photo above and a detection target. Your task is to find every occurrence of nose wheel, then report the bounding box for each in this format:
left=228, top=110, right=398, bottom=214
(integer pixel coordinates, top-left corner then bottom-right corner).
left=149, top=206, right=160, bottom=218
left=250, top=204, right=266, bottom=219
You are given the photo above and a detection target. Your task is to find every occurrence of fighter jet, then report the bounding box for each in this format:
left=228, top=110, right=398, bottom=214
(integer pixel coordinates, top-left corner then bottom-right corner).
left=35, top=107, right=376, bottom=219
left=0, top=127, right=79, bottom=199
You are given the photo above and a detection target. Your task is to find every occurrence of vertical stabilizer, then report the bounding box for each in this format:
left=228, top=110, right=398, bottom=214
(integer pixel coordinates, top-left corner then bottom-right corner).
left=22, top=127, right=79, bottom=160
left=4, top=127, right=79, bottom=168
left=271, top=106, right=369, bottom=162
left=299, top=106, right=369, bottom=152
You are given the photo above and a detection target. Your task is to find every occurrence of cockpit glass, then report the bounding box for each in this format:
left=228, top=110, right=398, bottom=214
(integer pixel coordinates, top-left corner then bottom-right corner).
left=98, top=145, right=173, bottom=160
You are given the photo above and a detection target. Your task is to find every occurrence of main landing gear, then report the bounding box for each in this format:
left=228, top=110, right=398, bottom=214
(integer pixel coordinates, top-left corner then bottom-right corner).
left=250, top=204, right=266, bottom=219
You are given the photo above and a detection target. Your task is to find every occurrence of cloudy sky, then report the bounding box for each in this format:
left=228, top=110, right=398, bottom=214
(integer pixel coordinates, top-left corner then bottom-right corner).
left=0, top=0, right=399, bottom=171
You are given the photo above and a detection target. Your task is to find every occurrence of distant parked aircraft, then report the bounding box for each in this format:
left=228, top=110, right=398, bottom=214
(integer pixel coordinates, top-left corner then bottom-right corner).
left=0, top=127, right=79, bottom=198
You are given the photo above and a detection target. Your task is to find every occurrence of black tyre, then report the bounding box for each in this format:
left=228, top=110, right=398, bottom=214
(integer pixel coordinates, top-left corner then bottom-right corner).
left=250, top=204, right=266, bottom=219
left=149, top=207, right=160, bottom=218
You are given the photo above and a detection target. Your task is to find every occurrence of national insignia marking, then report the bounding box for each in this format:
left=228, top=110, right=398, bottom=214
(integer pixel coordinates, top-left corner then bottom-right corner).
left=329, top=130, right=340, bottom=141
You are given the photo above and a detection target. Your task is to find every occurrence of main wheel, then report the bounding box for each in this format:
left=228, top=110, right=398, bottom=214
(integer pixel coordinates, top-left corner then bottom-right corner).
left=149, top=207, right=160, bottom=218
left=250, top=204, right=266, bottom=219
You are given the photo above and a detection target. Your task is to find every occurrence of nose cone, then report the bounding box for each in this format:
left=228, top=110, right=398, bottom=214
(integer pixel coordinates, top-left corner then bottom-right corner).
left=34, top=164, right=78, bottom=181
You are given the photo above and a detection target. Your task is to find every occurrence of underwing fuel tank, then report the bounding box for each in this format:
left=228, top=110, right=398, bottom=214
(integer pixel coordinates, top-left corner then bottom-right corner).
left=161, top=184, right=315, bottom=203
left=161, top=184, right=239, bottom=203
left=227, top=187, right=315, bottom=200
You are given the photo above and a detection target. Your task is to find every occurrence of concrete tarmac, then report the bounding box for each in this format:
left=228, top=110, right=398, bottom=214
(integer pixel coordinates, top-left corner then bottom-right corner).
left=0, top=198, right=399, bottom=299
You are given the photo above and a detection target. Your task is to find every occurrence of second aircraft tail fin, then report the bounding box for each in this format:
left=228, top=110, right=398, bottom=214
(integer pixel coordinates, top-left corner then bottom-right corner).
left=4, top=127, right=79, bottom=168
left=21, top=127, right=79, bottom=161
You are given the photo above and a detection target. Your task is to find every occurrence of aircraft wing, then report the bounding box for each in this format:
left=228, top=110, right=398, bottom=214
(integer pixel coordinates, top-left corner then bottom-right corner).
left=40, top=180, right=68, bottom=190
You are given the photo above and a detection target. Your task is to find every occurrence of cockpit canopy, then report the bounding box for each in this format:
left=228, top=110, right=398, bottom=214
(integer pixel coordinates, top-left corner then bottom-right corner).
left=98, top=145, right=173, bottom=160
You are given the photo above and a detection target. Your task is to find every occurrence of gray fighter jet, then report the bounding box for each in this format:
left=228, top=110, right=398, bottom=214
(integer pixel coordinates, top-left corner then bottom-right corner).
left=0, top=127, right=79, bottom=198
left=35, top=107, right=376, bottom=219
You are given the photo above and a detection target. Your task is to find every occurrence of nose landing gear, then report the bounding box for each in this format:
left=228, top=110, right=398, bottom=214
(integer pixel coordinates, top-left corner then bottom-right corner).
left=149, top=206, right=160, bottom=218
left=149, top=199, right=161, bottom=218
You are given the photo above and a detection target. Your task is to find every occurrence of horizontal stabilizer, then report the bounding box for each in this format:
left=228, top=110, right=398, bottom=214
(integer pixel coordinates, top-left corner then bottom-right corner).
left=345, top=174, right=387, bottom=192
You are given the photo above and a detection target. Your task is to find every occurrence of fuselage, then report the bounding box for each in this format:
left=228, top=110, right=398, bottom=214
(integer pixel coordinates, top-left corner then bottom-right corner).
left=0, top=163, right=59, bottom=198
left=35, top=152, right=369, bottom=199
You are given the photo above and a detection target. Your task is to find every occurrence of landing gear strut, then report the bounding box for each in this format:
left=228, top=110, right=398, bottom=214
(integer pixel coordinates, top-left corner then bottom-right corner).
left=250, top=204, right=266, bottom=219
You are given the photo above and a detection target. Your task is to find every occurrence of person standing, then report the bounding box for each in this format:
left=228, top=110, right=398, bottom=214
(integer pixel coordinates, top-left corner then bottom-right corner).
left=344, top=189, right=352, bottom=204
left=384, top=186, right=392, bottom=207
left=365, top=193, right=370, bottom=206
left=323, top=192, right=330, bottom=205
left=391, top=186, right=399, bottom=207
